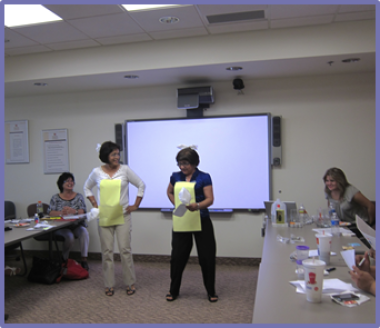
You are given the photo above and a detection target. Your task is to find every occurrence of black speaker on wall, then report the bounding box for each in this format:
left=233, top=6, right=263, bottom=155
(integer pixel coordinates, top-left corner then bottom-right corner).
left=271, top=116, right=281, bottom=166
left=115, top=124, right=123, bottom=151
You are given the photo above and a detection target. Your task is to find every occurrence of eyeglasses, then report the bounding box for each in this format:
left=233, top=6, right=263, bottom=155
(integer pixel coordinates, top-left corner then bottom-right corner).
left=64, top=179, right=74, bottom=184
left=177, top=162, right=190, bottom=167
left=110, top=152, right=120, bottom=158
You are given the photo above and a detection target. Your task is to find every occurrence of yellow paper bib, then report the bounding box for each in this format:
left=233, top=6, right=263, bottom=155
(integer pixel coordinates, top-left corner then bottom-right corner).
left=173, top=181, right=201, bottom=232
left=99, top=179, right=124, bottom=227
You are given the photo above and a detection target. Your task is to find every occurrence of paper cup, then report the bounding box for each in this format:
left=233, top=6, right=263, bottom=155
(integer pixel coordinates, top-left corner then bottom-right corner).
left=315, top=233, right=332, bottom=265
left=302, top=259, right=326, bottom=303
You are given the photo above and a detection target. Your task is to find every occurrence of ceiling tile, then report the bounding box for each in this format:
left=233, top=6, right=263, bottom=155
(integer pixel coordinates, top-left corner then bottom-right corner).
left=68, top=13, right=144, bottom=39
left=150, top=27, right=208, bottom=40
left=128, top=6, right=204, bottom=32
left=196, top=4, right=268, bottom=16
left=5, top=45, right=52, bottom=56
left=335, top=11, right=376, bottom=22
left=96, top=34, right=153, bottom=46
left=207, top=20, right=268, bottom=34
left=271, top=15, right=333, bottom=29
left=44, top=4, right=125, bottom=20
left=45, top=39, right=101, bottom=51
left=338, top=5, right=375, bottom=13
left=270, top=5, right=339, bottom=19
left=5, top=28, right=39, bottom=49
left=12, top=21, right=90, bottom=43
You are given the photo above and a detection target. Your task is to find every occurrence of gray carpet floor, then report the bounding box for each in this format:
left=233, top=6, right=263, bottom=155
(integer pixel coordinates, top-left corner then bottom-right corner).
left=5, top=257, right=259, bottom=323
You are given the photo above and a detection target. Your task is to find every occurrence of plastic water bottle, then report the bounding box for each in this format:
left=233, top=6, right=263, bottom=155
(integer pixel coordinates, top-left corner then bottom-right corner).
left=271, top=199, right=287, bottom=225
left=298, top=204, right=306, bottom=227
left=36, top=201, right=44, bottom=219
left=331, top=212, right=340, bottom=236
left=34, top=213, right=39, bottom=225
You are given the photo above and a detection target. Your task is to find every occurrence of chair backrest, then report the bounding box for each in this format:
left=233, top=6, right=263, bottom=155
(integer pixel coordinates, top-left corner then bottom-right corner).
left=27, top=203, right=50, bottom=218
left=5, top=201, right=16, bottom=221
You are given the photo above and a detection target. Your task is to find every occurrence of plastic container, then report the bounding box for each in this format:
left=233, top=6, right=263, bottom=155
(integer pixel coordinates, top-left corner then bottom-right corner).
left=34, top=213, right=39, bottom=224
left=331, top=213, right=340, bottom=236
left=36, top=201, right=44, bottom=219
left=271, top=199, right=287, bottom=225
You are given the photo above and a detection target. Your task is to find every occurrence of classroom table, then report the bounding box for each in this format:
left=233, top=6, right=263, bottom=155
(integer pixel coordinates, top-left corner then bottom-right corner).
left=4, top=219, right=80, bottom=247
left=252, top=220, right=376, bottom=324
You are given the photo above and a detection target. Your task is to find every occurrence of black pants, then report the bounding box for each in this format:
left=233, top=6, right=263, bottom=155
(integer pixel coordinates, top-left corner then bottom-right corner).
left=169, top=216, right=216, bottom=297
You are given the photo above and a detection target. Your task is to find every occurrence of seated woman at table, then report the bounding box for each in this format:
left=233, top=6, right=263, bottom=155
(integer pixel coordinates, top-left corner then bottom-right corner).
left=48, top=172, right=90, bottom=270
left=350, top=249, right=376, bottom=296
left=323, top=167, right=375, bottom=227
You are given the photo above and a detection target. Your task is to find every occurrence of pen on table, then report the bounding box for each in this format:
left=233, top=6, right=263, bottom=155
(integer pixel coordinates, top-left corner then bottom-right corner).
left=326, top=267, right=336, bottom=272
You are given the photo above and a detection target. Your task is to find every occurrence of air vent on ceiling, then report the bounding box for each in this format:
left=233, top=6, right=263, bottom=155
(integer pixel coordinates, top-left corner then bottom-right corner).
left=206, top=10, right=265, bottom=24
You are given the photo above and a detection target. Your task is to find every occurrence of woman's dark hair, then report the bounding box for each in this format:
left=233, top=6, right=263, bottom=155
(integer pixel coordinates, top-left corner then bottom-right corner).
left=57, top=172, right=75, bottom=193
left=99, top=141, right=120, bottom=164
left=176, top=147, right=200, bottom=166
left=323, top=167, right=350, bottom=197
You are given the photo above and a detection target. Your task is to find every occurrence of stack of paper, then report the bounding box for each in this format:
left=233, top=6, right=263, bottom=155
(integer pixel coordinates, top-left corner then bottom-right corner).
left=290, top=278, right=358, bottom=295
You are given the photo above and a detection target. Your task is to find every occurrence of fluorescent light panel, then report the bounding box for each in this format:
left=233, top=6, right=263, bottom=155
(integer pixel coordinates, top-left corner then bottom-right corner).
left=5, top=5, right=62, bottom=28
left=122, top=4, right=181, bottom=11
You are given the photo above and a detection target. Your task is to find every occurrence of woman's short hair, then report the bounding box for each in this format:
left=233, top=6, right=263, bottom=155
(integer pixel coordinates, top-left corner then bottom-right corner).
left=99, top=141, right=120, bottom=164
left=323, top=167, right=349, bottom=196
left=57, top=172, right=75, bottom=192
left=176, top=147, right=200, bottom=166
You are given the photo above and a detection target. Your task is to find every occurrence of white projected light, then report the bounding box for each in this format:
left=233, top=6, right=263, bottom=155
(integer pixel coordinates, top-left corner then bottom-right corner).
left=125, top=115, right=271, bottom=210
left=5, top=5, right=62, bottom=28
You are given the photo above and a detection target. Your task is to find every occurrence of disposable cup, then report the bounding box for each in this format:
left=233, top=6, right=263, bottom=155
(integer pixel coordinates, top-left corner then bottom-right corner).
left=296, top=245, right=310, bottom=261
left=315, top=233, right=332, bottom=265
left=302, top=258, right=326, bottom=303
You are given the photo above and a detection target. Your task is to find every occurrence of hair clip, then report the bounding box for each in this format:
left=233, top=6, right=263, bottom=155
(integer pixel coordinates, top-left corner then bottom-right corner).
left=177, top=144, right=198, bottom=150
left=96, top=143, right=101, bottom=152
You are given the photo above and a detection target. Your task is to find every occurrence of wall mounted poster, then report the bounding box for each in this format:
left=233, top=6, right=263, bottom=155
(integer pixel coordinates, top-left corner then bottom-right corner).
left=5, top=120, right=30, bottom=164
left=42, top=129, right=69, bottom=174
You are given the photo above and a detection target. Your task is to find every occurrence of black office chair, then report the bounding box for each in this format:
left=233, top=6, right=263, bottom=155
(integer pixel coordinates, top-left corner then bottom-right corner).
left=4, top=201, right=28, bottom=276
left=27, top=203, right=62, bottom=260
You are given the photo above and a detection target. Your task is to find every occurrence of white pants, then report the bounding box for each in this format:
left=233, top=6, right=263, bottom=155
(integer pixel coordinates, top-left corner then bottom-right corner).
left=98, top=215, right=136, bottom=288
left=54, top=225, right=89, bottom=260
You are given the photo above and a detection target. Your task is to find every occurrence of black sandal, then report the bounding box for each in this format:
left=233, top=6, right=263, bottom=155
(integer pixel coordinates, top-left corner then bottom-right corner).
left=105, top=287, right=114, bottom=296
left=208, top=294, right=218, bottom=302
left=126, top=286, right=136, bottom=296
left=166, top=293, right=177, bottom=301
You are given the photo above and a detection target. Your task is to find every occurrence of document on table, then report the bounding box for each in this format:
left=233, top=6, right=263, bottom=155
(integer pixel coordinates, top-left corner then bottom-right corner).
left=27, top=223, right=53, bottom=231
left=290, top=278, right=358, bottom=294
left=309, top=249, right=336, bottom=257
left=356, top=215, right=376, bottom=250
left=312, top=227, right=355, bottom=237
left=340, top=249, right=356, bottom=270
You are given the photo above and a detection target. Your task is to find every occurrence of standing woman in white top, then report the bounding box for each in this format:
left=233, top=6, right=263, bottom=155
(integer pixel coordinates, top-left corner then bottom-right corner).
left=83, top=141, right=145, bottom=297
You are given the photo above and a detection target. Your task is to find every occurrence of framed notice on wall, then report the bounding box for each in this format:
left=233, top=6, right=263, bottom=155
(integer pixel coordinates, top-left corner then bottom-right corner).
left=42, top=129, right=70, bottom=174
left=5, top=120, right=30, bottom=164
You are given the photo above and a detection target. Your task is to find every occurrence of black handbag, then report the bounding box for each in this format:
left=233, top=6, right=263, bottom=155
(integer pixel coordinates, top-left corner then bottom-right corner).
left=27, top=256, right=62, bottom=284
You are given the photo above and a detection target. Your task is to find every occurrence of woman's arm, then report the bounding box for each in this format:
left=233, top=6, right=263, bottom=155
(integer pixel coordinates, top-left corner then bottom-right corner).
left=352, top=191, right=375, bottom=226
left=167, top=183, right=175, bottom=205
left=126, top=196, right=143, bottom=214
left=187, top=185, right=214, bottom=211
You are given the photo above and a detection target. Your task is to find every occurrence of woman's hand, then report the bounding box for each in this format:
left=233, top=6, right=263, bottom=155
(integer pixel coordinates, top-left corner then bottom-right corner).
left=350, top=265, right=376, bottom=295
left=355, top=251, right=371, bottom=273
left=186, top=203, right=199, bottom=212
left=126, top=205, right=138, bottom=214
left=62, top=206, right=77, bottom=216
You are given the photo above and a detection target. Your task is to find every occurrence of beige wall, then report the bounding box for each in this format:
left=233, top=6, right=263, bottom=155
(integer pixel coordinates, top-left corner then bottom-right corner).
left=4, top=72, right=375, bottom=258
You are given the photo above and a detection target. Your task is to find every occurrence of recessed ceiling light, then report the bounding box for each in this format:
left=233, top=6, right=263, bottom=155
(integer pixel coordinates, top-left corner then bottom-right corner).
left=342, top=58, right=360, bottom=63
left=34, top=82, right=48, bottom=86
left=124, top=75, right=139, bottom=79
left=122, top=5, right=182, bottom=11
left=5, top=4, right=62, bottom=28
left=159, top=16, right=179, bottom=24
left=226, top=67, right=243, bottom=71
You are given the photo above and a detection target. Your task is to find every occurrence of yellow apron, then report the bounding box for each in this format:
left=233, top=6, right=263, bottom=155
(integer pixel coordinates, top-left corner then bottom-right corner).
left=173, top=182, right=201, bottom=232
left=98, top=179, right=124, bottom=227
